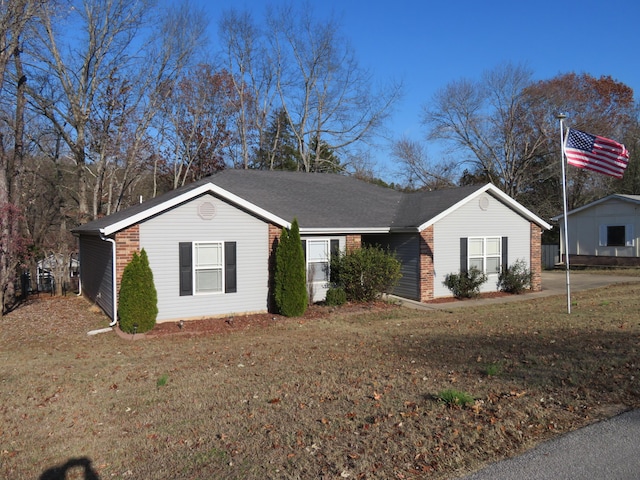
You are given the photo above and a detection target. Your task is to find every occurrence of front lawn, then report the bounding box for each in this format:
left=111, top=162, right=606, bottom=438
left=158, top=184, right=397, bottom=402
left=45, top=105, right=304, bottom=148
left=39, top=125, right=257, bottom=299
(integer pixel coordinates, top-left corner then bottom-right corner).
left=1, top=283, right=639, bottom=479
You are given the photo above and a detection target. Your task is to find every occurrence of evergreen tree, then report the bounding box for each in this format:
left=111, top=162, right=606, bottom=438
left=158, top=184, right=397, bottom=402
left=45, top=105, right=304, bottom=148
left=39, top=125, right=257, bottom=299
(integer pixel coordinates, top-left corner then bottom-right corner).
left=274, top=218, right=307, bottom=316
left=118, top=248, right=158, bottom=333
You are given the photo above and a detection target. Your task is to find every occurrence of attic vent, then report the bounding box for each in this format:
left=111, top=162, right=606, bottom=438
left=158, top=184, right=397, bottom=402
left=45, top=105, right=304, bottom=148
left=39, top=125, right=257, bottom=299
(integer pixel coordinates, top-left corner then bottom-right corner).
left=198, top=201, right=216, bottom=220
left=478, top=195, right=490, bottom=211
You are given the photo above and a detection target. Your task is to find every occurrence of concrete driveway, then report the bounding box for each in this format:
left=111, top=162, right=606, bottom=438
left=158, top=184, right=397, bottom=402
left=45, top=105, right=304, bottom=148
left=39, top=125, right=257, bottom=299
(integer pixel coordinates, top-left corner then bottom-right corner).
left=392, top=270, right=640, bottom=311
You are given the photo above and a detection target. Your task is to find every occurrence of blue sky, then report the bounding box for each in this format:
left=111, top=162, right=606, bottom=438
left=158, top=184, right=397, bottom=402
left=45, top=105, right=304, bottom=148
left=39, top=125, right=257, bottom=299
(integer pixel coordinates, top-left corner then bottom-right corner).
left=198, top=0, right=639, bottom=180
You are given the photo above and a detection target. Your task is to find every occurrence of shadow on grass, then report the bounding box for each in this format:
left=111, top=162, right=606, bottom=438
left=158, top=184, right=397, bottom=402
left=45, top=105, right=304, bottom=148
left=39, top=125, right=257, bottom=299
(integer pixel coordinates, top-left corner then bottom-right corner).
left=386, top=327, right=639, bottom=402
left=40, top=457, right=100, bottom=480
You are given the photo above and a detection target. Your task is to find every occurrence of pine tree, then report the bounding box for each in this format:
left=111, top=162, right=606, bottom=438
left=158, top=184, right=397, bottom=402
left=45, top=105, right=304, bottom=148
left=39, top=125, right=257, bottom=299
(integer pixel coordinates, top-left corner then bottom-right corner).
left=274, top=218, right=307, bottom=316
left=118, top=248, right=158, bottom=333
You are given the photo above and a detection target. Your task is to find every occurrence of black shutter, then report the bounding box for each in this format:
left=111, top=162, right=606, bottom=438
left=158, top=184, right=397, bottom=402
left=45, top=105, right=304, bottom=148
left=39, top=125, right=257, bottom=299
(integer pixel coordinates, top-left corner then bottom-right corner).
left=502, top=236, right=508, bottom=272
left=301, top=239, right=306, bottom=260
left=330, top=239, right=340, bottom=283
left=330, top=239, right=340, bottom=258
left=179, top=242, right=192, bottom=296
left=460, top=238, right=468, bottom=273
left=225, top=242, right=237, bottom=293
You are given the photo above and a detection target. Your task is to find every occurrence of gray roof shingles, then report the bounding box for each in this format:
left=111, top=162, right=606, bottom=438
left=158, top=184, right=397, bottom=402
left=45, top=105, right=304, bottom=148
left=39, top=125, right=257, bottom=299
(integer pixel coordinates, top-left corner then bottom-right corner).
left=72, top=170, right=486, bottom=234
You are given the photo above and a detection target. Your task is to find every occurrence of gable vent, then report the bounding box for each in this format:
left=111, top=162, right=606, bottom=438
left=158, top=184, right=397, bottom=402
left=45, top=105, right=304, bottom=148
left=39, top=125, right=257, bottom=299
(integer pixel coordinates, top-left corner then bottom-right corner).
left=478, top=195, right=490, bottom=211
left=198, top=201, right=216, bottom=220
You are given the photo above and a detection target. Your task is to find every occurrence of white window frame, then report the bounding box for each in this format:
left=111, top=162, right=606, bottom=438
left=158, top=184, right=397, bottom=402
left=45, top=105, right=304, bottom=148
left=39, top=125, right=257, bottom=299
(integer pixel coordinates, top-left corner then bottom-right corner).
left=468, top=236, right=501, bottom=275
left=306, top=239, right=330, bottom=285
left=193, top=241, right=224, bottom=294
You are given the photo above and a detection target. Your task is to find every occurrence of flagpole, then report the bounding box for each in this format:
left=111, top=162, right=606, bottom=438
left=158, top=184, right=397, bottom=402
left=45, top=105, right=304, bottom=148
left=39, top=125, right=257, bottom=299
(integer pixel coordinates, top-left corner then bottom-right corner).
left=558, top=113, right=571, bottom=314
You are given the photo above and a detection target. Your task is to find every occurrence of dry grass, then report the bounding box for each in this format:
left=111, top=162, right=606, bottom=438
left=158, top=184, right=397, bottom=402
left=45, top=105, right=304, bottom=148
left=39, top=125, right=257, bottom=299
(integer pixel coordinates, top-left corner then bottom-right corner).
left=1, top=282, right=639, bottom=479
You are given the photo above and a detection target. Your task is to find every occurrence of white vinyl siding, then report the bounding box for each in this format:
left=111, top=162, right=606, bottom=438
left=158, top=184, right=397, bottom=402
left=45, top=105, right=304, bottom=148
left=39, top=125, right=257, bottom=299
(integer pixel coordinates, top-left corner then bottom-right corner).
left=564, top=198, right=639, bottom=258
left=140, top=193, right=269, bottom=322
left=433, top=193, right=530, bottom=297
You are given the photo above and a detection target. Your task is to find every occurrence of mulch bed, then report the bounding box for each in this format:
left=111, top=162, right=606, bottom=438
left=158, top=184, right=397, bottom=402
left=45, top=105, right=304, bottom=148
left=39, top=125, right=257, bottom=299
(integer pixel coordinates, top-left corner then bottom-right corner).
left=122, top=291, right=524, bottom=339
left=143, top=301, right=397, bottom=339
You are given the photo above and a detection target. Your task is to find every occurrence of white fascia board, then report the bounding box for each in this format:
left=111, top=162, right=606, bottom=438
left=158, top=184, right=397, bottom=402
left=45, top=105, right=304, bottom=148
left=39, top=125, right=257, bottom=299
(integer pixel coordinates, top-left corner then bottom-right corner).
left=417, top=184, right=552, bottom=231
left=299, top=227, right=390, bottom=235
left=550, top=194, right=640, bottom=221
left=101, top=183, right=290, bottom=236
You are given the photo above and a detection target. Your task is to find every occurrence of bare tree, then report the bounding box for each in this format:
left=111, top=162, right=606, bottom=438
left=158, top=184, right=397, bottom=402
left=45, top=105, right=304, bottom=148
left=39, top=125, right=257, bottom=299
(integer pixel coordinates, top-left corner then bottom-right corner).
left=219, top=8, right=276, bottom=169
left=0, top=0, right=37, bottom=315
left=267, top=3, right=401, bottom=172
left=24, top=0, right=206, bottom=221
left=155, top=64, right=239, bottom=189
left=422, top=63, right=549, bottom=199
left=391, top=137, right=456, bottom=190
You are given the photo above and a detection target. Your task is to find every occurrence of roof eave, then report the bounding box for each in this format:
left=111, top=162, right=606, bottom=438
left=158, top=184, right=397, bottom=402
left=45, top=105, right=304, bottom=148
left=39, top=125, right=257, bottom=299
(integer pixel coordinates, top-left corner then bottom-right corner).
left=299, top=227, right=391, bottom=235
left=100, top=183, right=290, bottom=236
left=417, top=184, right=552, bottom=231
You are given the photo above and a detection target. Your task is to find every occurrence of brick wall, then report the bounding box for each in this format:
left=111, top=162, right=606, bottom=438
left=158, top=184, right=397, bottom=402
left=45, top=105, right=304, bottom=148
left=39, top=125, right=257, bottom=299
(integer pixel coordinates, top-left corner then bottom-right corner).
left=115, top=224, right=140, bottom=291
left=346, top=234, right=362, bottom=252
left=530, top=223, right=542, bottom=292
left=419, top=226, right=434, bottom=301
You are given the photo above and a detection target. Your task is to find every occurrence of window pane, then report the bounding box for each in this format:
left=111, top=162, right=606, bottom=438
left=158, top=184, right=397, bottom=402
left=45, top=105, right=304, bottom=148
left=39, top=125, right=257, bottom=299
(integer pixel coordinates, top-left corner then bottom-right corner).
left=486, top=238, right=501, bottom=256
left=308, top=240, right=328, bottom=261
left=196, top=268, right=222, bottom=293
left=469, top=238, right=483, bottom=256
left=607, top=226, right=625, bottom=246
left=486, top=257, right=501, bottom=274
left=196, top=243, right=222, bottom=266
left=469, top=258, right=483, bottom=271
left=308, top=262, right=329, bottom=282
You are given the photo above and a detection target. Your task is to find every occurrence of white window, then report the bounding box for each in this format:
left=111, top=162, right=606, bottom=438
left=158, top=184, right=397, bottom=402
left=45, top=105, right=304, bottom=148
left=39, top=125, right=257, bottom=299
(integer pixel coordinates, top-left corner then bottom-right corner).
left=307, top=239, right=330, bottom=283
left=468, top=237, right=501, bottom=274
left=194, top=242, right=223, bottom=293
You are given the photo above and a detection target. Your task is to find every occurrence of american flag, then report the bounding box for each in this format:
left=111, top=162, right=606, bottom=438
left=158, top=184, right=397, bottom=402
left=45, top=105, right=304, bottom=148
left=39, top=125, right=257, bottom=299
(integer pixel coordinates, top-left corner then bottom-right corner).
left=564, top=128, right=629, bottom=179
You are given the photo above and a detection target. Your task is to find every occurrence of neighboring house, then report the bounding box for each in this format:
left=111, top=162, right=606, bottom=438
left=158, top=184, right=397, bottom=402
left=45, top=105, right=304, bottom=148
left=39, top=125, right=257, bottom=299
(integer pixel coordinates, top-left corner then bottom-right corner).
left=71, top=170, right=551, bottom=324
left=552, top=194, right=640, bottom=267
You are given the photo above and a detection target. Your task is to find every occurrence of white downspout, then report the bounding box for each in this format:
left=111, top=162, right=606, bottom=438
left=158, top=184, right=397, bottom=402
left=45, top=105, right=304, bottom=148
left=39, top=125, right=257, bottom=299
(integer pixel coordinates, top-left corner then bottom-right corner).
left=100, top=233, right=118, bottom=327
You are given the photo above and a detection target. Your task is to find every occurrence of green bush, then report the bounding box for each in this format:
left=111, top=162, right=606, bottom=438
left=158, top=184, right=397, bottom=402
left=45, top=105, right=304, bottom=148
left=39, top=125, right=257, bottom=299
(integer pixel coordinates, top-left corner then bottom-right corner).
left=274, top=218, right=308, bottom=317
left=443, top=267, right=487, bottom=298
left=324, top=287, right=347, bottom=306
left=330, top=245, right=401, bottom=302
left=118, top=249, right=158, bottom=334
left=436, top=389, right=474, bottom=408
left=498, top=258, right=532, bottom=294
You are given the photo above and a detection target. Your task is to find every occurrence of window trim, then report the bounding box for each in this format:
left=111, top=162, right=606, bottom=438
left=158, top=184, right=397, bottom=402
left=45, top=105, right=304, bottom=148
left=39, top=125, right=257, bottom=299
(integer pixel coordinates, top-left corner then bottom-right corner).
left=179, top=241, right=237, bottom=296
left=306, top=238, right=331, bottom=284
left=466, top=236, right=503, bottom=275
left=193, top=241, right=224, bottom=295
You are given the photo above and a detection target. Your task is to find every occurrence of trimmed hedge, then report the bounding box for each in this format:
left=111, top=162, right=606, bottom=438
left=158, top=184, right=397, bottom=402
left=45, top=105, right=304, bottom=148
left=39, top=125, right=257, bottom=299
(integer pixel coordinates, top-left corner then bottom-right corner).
left=274, top=219, right=308, bottom=317
left=118, top=249, right=158, bottom=334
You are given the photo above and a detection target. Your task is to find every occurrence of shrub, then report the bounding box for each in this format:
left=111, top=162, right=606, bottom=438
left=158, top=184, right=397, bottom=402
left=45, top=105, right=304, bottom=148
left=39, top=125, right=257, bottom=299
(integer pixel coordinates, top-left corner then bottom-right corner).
left=274, top=218, right=308, bottom=317
left=498, top=258, right=532, bottom=294
left=330, top=245, right=401, bottom=302
left=443, top=267, right=487, bottom=298
left=118, top=249, right=158, bottom=334
left=325, top=287, right=347, bottom=306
